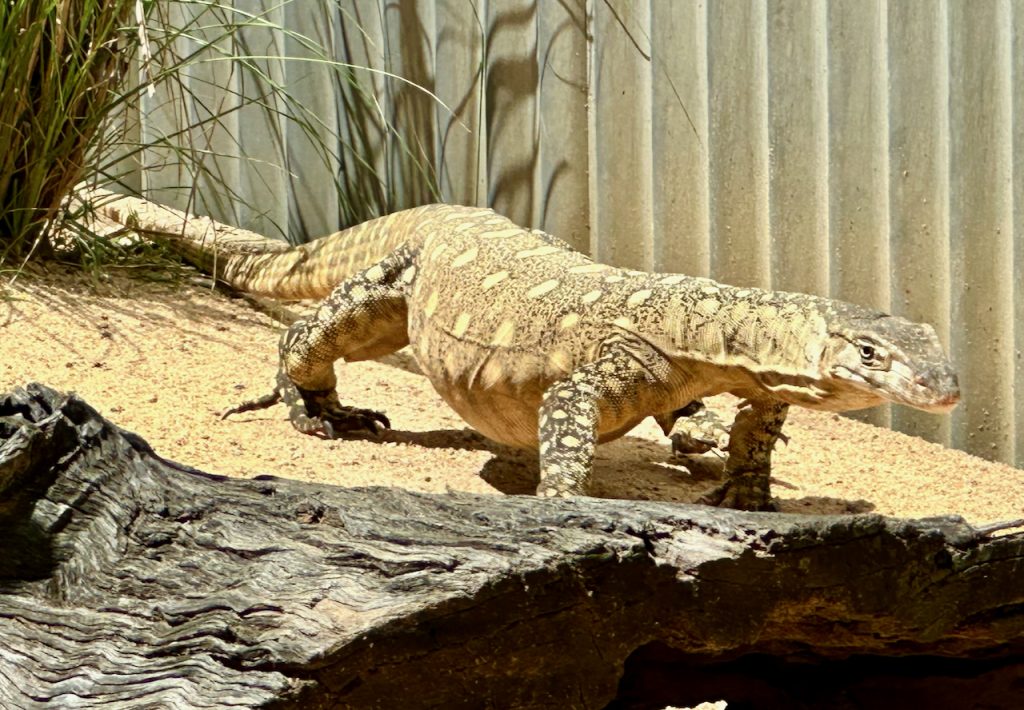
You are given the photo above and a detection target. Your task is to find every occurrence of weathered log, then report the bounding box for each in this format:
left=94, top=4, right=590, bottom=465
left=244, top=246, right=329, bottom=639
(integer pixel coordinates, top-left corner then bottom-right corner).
left=0, top=384, right=1021, bottom=709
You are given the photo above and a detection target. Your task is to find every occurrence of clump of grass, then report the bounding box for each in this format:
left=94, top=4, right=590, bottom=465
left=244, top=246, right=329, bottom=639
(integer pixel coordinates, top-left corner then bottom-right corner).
left=93, top=1, right=451, bottom=235
left=2, top=1, right=455, bottom=273
left=0, top=0, right=139, bottom=262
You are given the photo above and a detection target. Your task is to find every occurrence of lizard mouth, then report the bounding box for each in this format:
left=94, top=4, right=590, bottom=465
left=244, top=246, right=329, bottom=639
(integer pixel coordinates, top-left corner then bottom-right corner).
left=830, top=364, right=961, bottom=414
left=888, top=379, right=960, bottom=414
left=906, top=367, right=960, bottom=413
left=914, top=390, right=960, bottom=414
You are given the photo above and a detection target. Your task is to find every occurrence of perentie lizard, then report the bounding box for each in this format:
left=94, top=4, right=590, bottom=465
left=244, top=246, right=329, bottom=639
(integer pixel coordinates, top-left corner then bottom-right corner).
left=110, top=199, right=961, bottom=510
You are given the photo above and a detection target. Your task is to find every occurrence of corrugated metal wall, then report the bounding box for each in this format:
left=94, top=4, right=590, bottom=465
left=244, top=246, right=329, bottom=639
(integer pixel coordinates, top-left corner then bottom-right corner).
left=129, top=0, right=1022, bottom=468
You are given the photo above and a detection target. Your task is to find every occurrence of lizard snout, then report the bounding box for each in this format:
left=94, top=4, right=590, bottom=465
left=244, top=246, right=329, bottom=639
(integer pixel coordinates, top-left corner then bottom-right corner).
left=914, top=366, right=960, bottom=412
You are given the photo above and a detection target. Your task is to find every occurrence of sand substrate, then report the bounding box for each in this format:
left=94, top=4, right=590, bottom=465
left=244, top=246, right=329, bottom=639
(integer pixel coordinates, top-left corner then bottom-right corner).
left=3, top=263, right=1022, bottom=525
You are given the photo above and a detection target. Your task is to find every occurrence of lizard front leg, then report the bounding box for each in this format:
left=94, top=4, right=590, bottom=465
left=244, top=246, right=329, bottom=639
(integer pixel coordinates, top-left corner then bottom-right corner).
left=536, top=377, right=599, bottom=497
left=536, top=334, right=670, bottom=497
left=699, top=399, right=789, bottom=511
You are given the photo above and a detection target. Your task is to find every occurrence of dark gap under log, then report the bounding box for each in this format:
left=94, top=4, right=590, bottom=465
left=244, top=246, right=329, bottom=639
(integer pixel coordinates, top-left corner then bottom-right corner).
left=0, top=383, right=1022, bottom=709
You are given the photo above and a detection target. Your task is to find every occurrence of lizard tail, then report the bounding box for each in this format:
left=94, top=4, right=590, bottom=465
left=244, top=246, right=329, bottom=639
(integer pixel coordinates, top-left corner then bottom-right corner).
left=92, top=189, right=429, bottom=300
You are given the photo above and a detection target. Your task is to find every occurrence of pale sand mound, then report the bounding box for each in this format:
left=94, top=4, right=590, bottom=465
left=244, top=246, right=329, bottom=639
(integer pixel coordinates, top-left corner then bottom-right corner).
left=2, top=263, right=1022, bottom=524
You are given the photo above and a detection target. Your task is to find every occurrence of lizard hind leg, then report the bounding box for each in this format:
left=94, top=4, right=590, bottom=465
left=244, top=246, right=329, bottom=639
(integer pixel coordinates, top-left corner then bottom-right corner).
left=223, top=325, right=392, bottom=438
left=228, top=247, right=414, bottom=438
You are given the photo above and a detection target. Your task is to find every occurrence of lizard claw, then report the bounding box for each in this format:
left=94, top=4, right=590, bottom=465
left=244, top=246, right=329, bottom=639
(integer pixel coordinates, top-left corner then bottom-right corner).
left=332, top=406, right=390, bottom=435
left=294, top=393, right=391, bottom=438
left=318, top=418, right=336, bottom=439
left=225, top=371, right=391, bottom=438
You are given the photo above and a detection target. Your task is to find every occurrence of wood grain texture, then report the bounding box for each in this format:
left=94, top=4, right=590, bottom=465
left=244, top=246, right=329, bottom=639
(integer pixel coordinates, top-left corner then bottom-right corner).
left=1, top=383, right=1022, bottom=708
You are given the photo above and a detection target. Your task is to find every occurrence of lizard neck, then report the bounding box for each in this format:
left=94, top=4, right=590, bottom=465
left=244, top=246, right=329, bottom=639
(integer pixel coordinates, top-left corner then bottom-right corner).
left=642, top=276, right=836, bottom=406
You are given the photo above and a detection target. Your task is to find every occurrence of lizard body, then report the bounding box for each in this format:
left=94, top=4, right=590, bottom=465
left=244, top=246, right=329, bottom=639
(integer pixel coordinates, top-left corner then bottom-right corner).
left=118, top=199, right=960, bottom=509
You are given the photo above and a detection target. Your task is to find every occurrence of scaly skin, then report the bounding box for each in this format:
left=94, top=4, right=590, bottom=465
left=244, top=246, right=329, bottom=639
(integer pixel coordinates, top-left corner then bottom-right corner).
left=106, top=196, right=961, bottom=510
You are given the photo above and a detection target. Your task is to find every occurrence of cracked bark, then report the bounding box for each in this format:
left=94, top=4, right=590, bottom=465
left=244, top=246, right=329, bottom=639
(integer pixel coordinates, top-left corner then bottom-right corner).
left=0, top=383, right=1022, bottom=709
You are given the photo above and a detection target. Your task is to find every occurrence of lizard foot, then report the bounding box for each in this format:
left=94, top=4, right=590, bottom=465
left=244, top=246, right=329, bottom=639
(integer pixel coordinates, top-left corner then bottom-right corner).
left=221, top=371, right=390, bottom=438
left=670, top=431, right=720, bottom=456
left=661, top=402, right=731, bottom=457
left=698, top=471, right=776, bottom=512
left=294, top=388, right=390, bottom=438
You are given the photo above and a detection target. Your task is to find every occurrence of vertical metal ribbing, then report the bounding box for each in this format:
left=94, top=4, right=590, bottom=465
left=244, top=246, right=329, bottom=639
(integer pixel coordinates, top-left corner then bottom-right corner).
left=139, top=1, right=195, bottom=208
left=1011, top=1, right=1024, bottom=468
left=234, top=0, right=289, bottom=240
left=886, top=0, right=952, bottom=446
left=707, top=0, right=770, bottom=289
left=484, top=0, right=538, bottom=227
left=333, top=0, right=390, bottom=221
left=434, top=0, right=485, bottom=207
left=949, top=0, right=1015, bottom=463
left=283, top=0, right=341, bottom=240
left=826, top=0, right=891, bottom=428
left=650, top=1, right=710, bottom=276
left=536, top=0, right=590, bottom=252
left=766, top=0, right=829, bottom=297
left=186, top=3, right=242, bottom=227
left=382, top=0, right=438, bottom=210
left=588, top=0, right=654, bottom=271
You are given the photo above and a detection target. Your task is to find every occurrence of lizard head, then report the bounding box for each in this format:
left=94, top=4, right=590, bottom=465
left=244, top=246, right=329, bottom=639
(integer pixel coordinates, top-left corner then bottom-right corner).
left=821, top=312, right=960, bottom=413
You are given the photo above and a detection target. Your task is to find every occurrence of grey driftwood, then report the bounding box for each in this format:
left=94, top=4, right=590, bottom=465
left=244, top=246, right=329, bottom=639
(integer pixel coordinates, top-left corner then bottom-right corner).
left=0, top=383, right=1021, bottom=709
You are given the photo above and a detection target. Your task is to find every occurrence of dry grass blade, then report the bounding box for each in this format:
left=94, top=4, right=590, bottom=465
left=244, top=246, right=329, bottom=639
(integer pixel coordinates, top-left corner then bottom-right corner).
left=2, top=1, right=452, bottom=273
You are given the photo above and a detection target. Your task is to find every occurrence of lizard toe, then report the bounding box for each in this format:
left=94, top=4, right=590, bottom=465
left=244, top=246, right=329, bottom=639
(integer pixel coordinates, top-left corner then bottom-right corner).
left=317, top=418, right=337, bottom=439
left=291, top=386, right=391, bottom=437
left=699, top=474, right=776, bottom=512
left=287, top=410, right=336, bottom=439
left=321, top=404, right=391, bottom=436
left=670, top=432, right=716, bottom=456
left=221, top=388, right=284, bottom=420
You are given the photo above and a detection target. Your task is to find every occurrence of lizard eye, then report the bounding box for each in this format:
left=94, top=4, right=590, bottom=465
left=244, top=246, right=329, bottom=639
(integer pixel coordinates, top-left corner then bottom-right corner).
left=856, top=341, right=890, bottom=369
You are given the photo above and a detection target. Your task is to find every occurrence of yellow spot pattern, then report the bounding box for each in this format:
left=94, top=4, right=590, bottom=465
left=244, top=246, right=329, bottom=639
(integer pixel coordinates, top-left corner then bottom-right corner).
left=481, top=270, right=510, bottom=290
left=527, top=279, right=560, bottom=299
left=626, top=289, right=653, bottom=307
left=491, top=319, right=516, bottom=347
left=547, top=349, right=573, bottom=374
left=568, top=263, right=610, bottom=274
left=559, top=312, right=581, bottom=330
left=451, top=246, right=479, bottom=268
left=424, top=290, right=439, bottom=318
left=515, top=245, right=563, bottom=259
left=480, top=227, right=524, bottom=239
left=452, top=312, right=472, bottom=338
